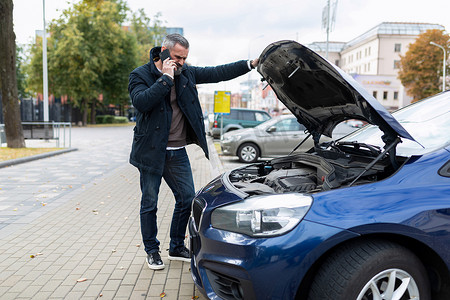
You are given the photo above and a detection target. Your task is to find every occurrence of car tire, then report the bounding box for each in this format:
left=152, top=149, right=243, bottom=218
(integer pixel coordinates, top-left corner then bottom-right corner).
left=237, top=143, right=260, bottom=163
left=307, top=239, right=431, bottom=300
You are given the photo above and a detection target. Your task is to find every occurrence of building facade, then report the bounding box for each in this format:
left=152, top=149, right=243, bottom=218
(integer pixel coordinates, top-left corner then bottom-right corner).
left=200, top=22, right=446, bottom=115
left=309, top=22, right=445, bottom=110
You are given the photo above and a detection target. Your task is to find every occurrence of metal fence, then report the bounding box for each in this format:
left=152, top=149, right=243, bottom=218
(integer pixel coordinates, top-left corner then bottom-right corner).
left=0, top=122, right=71, bottom=148
left=0, top=95, right=129, bottom=125
left=0, top=124, right=5, bottom=146
left=0, top=95, right=77, bottom=124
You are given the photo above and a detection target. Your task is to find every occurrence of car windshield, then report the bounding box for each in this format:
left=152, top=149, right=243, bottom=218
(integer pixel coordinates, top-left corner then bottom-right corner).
left=341, top=92, right=450, bottom=156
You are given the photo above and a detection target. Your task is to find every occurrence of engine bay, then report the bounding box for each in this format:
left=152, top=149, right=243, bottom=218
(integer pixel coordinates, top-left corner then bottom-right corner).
left=229, top=144, right=407, bottom=195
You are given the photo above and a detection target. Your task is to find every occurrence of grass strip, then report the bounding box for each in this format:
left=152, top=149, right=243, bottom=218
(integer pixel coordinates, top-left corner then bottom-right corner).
left=0, top=147, right=63, bottom=162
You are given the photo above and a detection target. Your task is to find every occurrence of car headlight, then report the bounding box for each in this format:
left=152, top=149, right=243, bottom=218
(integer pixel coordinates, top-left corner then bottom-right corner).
left=211, top=194, right=312, bottom=237
left=222, top=135, right=241, bottom=143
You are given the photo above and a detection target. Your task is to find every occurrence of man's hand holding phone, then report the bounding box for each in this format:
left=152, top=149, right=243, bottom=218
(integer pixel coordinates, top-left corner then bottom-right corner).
left=160, top=49, right=177, bottom=78
left=162, top=58, right=177, bottom=78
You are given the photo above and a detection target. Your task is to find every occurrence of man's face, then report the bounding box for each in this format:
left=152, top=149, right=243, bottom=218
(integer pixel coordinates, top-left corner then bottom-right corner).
left=167, top=43, right=189, bottom=68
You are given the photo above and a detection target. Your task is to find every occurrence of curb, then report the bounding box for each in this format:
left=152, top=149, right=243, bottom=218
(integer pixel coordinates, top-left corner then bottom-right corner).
left=0, top=148, right=78, bottom=169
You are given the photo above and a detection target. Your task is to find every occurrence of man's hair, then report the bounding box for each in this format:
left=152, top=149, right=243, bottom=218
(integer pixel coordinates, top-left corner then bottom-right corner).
left=162, top=33, right=189, bottom=50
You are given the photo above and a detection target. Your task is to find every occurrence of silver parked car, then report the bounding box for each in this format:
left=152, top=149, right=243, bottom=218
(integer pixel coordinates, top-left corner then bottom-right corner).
left=220, top=114, right=358, bottom=163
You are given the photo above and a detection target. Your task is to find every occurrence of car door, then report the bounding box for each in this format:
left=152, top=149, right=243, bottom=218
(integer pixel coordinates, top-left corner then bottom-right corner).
left=263, top=118, right=311, bottom=155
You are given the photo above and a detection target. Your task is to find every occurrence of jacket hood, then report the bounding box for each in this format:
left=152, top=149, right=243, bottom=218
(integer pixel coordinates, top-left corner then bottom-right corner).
left=257, top=40, right=415, bottom=145
left=149, top=46, right=162, bottom=62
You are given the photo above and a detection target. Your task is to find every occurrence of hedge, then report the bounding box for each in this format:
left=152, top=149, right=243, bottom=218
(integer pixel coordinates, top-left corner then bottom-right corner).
left=96, top=115, right=129, bottom=124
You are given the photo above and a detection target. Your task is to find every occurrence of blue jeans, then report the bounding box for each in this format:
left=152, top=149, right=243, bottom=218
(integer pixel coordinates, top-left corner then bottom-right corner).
left=139, top=148, right=195, bottom=255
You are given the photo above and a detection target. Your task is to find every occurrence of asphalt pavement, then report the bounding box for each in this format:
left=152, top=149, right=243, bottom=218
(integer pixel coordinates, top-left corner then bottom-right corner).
left=0, top=125, right=213, bottom=300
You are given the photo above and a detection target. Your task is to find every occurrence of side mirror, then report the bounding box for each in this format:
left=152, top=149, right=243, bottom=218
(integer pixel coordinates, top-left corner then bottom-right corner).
left=266, top=126, right=277, bottom=133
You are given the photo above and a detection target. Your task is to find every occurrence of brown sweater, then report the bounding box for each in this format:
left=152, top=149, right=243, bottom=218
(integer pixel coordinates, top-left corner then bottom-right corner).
left=167, top=85, right=187, bottom=147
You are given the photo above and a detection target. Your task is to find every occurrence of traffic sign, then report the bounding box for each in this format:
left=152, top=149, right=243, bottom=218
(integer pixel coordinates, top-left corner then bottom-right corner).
left=214, top=91, right=231, bottom=114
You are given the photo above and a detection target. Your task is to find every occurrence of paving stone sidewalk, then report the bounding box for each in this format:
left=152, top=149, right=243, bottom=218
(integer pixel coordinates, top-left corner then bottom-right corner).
left=0, top=127, right=213, bottom=300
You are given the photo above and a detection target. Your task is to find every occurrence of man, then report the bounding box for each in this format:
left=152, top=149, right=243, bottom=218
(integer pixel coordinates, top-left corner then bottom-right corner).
left=128, top=33, right=258, bottom=270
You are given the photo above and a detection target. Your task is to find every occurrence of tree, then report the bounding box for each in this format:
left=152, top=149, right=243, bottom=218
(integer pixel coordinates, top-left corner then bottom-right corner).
left=16, top=45, right=30, bottom=99
left=27, top=36, right=62, bottom=102
left=100, top=31, right=137, bottom=116
left=25, top=0, right=166, bottom=125
left=50, top=0, right=135, bottom=125
left=130, top=9, right=166, bottom=66
left=398, top=29, right=449, bottom=101
left=101, top=9, right=165, bottom=116
left=0, top=0, right=25, bottom=148
left=26, top=0, right=143, bottom=125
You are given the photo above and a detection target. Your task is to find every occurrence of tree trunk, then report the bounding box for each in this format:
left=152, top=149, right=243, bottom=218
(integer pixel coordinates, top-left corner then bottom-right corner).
left=90, top=98, right=96, bottom=124
left=81, top=98, right=88, bottom=126
left=0, top=0, right=25, bottom=148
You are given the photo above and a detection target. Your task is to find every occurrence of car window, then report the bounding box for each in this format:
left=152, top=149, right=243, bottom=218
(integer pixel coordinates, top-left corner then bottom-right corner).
left=241, top=111, right=255, bottom=121
left=298, top=123, right=306, bottom=131
left=274, top=118, right=304, bottom=131
left=255, top=112, right=270, bottom=122
left=343, top=93, right=450, bottom=155
left=229, top=110, right=239, bottom=119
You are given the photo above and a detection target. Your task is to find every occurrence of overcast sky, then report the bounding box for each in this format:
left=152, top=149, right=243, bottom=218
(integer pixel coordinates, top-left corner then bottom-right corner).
left=12, top=0, right=450, bottom=93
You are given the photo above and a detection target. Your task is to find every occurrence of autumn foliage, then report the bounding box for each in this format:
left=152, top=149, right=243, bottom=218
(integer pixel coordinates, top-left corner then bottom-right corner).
left=398, top=29, right=449, bottom=101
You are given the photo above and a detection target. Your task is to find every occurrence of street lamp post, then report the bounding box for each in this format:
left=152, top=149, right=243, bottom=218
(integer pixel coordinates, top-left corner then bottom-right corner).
left=42, top=0, right=49, bottom=121
left=430, top=41, right=447, bottom=92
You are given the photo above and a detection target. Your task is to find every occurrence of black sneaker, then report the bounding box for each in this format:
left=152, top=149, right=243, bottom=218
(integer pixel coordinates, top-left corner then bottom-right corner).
left=147, top=252, right=165, bottom=270
left=168, top=246, right=191, bottom=262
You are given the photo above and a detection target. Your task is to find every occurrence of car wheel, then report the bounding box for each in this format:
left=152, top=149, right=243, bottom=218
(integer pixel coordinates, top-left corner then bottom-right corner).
left=308, top=239, right=430, bottom=300
left=237, top=143, right=260, bottom=163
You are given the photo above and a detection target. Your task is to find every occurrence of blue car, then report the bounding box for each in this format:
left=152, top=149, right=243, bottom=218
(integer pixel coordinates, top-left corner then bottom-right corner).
left=189, top=41, right=450, bottom=300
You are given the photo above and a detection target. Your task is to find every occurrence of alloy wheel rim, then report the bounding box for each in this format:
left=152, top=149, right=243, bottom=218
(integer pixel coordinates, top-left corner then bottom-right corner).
left=356, top=268, right=420, bottom=300
left=241, top=146, right=256, bottom=162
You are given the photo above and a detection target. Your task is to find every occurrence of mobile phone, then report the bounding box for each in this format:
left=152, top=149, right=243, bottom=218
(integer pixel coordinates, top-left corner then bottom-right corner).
left=160, top=49, right=171, bottom=61
left=160, top=48, right=182, bottom=75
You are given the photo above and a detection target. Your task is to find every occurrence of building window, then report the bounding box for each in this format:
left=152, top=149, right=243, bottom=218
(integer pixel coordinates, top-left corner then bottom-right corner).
left=373, top=91, right=377, bottom=99
left=383, top=91, right=388, bottom=100
left=394, top=43, right=401, bottom=52
left=367, top=62, right=370, bottom=72
left=394, top=91, right=399, bottom=100
left=335, top=59, right=339, bottom=66
left=368, top=47, right=371, bottom=56
left=394, top=60, right=401, bottom=69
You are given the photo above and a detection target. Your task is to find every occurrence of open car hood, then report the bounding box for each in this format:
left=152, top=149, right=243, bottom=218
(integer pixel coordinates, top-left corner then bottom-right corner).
left=257, top=40, right=415, bottom=145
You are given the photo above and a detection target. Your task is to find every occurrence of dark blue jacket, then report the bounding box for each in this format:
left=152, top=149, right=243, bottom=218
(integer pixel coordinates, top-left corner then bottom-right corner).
left=128, top=47, right=251, bottom=174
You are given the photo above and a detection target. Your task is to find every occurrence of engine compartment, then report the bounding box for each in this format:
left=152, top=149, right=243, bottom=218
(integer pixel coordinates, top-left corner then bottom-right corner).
left=229, top=146, right=407, bottom=195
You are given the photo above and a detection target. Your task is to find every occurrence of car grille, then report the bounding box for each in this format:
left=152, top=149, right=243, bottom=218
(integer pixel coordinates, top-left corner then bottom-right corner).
left=192, top=197, right=206, bottom=228
left=206, top=269, right=244, bottom=300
